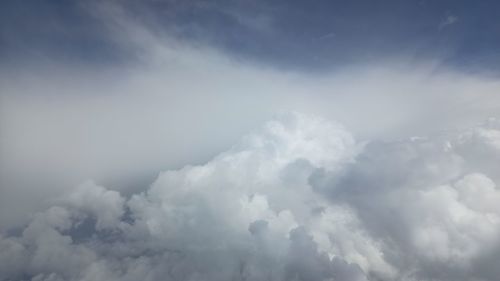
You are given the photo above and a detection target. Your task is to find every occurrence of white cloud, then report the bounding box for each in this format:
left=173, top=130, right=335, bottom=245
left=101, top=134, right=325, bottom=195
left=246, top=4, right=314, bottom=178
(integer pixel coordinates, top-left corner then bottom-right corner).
left=0, top=113, right=372, bottom=281
left=61, top=181, right=126, bottom=230
left=3, top=3, right=500, bottom=231
left=2, top=3, right=500, bottom=280
left=315, top=118, right=500, bottom=280
left=3, top=36, right=500, bottom=232
left=439, top=14, right=459, bottom=29
left=2, top=113, right=500, bottom=280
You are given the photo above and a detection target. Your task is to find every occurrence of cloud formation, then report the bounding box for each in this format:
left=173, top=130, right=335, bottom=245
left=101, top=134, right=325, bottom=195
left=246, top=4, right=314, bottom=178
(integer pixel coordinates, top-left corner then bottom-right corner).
left=2, top=113, right=500, bottom=281
left=3, top=1, right=500, bottom=233
left=2, top=2, right=500, bottom=281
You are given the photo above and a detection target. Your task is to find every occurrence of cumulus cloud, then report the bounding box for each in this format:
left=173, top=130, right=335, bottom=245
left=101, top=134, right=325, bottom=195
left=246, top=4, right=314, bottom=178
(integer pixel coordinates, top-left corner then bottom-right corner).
left=1, top=113, right=500, bottom=281
left=312, top=118, right=500, bottom=281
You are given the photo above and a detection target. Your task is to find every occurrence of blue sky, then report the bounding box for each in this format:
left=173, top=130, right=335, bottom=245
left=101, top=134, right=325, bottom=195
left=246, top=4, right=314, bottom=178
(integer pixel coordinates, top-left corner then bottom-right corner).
left=2, top=0, right=500, bottom=72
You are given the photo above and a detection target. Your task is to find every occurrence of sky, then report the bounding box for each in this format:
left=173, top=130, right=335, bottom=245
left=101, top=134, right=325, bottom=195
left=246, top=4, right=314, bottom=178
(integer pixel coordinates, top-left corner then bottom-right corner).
left=1, top=1, right=500, bottom=281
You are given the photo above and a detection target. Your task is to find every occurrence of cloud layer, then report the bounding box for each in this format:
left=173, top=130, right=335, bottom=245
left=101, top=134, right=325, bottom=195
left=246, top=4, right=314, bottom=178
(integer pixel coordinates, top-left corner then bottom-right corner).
left=2, top=113, right=500, bottom=281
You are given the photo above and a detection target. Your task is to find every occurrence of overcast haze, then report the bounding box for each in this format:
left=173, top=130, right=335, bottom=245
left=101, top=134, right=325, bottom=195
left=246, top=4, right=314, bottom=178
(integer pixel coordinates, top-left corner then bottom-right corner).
left=2, top=1, right=500, bottom=281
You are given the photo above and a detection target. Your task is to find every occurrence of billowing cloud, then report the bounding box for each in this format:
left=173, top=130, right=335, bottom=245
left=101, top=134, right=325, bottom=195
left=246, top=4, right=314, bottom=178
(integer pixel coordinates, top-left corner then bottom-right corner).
left=1, top=113, right=500, bottom=281
left=312, top=118, right=500, bottom=281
